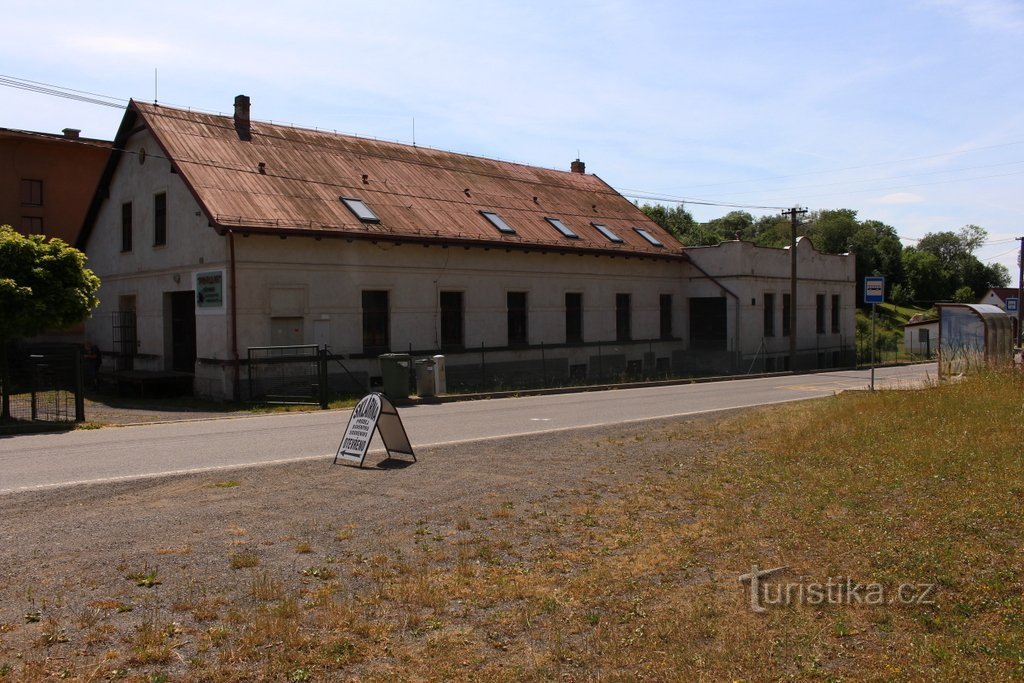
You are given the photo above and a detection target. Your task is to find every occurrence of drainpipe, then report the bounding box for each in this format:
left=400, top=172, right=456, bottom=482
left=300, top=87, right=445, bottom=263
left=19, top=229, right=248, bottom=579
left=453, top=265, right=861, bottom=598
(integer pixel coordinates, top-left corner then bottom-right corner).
left=228, top=229, right=240, bottom=401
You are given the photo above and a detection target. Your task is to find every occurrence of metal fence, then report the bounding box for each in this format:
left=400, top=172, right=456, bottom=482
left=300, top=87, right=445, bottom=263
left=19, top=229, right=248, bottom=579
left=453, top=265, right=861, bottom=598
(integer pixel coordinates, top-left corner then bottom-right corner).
left=247, top=345, right=327, bottom=406
left=855, top=335, right=934, bottom=367
left=245, top=338, right=866, bottom=405
left=1, top=344, right=84, bottom=424
left=112, top=310, right=137, bottom=371
left=397, top=339, right=856, bottom=395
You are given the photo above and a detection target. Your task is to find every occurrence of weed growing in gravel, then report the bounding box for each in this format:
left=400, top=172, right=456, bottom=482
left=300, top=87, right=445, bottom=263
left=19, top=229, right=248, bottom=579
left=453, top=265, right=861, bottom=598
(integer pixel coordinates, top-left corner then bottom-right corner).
left=301, top=565, right=337, bottom=581
left=128, top=617, right=176, bottom=666
left=36, top=617, right=68, bottom=647
left=126, top=564, right=161, bottom=588
left=250, top=572, right=284, bottom=602
left=228, top=550, right=259, bottom=569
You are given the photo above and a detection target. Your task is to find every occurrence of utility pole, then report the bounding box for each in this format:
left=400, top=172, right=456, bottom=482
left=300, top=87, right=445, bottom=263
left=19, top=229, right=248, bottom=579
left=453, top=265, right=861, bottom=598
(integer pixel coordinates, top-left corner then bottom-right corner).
left=784, top=206, right=808, bottom=372
left=1017, top=236, right=1023, bottom=346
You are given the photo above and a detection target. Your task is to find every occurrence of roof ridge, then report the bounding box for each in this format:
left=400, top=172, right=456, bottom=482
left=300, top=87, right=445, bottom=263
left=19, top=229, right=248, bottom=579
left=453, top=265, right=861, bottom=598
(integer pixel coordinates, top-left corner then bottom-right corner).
left=131, top=99, right=583, bottom=179
left=119, top=99, right=684, bottom=259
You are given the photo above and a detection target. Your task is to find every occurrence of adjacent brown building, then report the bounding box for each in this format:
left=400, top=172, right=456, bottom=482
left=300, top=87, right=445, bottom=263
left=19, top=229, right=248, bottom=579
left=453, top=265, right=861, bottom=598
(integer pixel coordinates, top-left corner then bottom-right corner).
left=0, top=127, right=111, bottom=243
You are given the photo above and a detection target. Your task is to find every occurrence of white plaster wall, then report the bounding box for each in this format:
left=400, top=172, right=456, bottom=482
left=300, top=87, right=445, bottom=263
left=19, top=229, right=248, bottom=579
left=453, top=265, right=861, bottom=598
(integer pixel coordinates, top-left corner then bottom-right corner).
left=904, top=322, right=938, bottom=356
left=979, top=291, right=1008, bottom=310
left=82, top=129, right=229, bottom=370
left=684, top=239, right=857, bottom=358
left=232, top=236, right=686, bottom=354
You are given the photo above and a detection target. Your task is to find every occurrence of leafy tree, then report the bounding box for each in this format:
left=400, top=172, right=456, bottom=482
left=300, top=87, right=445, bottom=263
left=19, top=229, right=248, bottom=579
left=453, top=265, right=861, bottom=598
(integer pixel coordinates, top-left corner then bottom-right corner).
left=0, top=225, right=100, bottom=419
left=986, top=263, right=1011, bottom=290
left=808, top=208, right=859, bottom=255
left=953, top=286, right=976, bottom=303
left=891, top=283, right=915, bottom=307
left=748, top=214, right=791, bottom=247
left=911, top=225, right=1009, bottom=302
left=643, top=204, right=1005, bottom=308
left=641, top=205, right=800, bottom=249
left=640, top=203, right=734, bottom=246
left=802, top=210, right=904, bottom=305
left=860, top=220, right=904, bottom=285
left=901, top=247, right=946, bottom=304
left=638, top=203, right=696, bottom=242
left=701, top=211, right=755, bottom=242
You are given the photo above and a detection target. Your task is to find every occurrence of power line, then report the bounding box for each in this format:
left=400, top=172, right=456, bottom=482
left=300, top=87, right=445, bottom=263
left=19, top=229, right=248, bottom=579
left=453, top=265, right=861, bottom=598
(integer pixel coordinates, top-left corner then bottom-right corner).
left=0, top=75, right=126, bottom=109
left=6, top=73, right=1019, bottom=224
left=664, top=159, right=1024, bottom=200
left=672, top=139, right=1024, bottom=191
left=614, top=190, right=787, bottom=211
left=983, top=246, right=1020, bottom=262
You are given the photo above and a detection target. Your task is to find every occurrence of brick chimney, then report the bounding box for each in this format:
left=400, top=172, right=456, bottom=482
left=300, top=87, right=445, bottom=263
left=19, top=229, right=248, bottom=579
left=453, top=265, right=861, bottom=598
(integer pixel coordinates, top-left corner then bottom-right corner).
left=62, top=128, right=80, bottom=140
left=570, top=158, right=585, bottom=174
left=234, top=95, right=251, bottom=141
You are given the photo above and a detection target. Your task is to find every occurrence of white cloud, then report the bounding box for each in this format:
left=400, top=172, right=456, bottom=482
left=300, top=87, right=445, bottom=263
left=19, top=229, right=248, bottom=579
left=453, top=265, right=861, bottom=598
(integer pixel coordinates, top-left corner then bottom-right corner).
left=67, top=35, right=175, bottom=57
left=922, top=0, right=1024, bottom=33
left=875, top=192, right=927, bottom=205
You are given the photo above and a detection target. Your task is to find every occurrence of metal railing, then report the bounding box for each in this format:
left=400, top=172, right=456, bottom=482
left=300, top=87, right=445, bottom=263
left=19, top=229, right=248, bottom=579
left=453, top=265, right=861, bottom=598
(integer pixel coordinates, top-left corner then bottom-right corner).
left=1, top=344, right=84, bottom=424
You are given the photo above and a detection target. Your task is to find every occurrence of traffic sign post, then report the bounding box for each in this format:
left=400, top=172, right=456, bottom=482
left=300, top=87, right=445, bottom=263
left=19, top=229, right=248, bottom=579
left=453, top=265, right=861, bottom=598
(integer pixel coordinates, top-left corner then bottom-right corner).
left=1006, top=297, right=1018, bottom=313
left=864, top=277, right=885, bottom=305
left=864, top=277, right=885, bottom=391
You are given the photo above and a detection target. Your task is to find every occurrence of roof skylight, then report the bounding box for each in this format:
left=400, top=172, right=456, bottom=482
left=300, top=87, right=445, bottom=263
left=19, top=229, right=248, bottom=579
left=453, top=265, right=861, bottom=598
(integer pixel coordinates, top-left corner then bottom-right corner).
left=340, top=196, right=380, bottom=223
left=592, top=222, right=624, bottom=243
left=545, top=217, right=578, bottom=239
left=481, top=210, right=516, bottom=234
left=633, top=227, right=665, bottom=247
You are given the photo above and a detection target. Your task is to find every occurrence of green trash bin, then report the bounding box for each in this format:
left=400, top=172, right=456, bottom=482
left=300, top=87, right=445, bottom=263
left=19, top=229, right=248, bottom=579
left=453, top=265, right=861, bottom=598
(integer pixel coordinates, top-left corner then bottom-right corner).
left=378, top=353, right=411, bottom=399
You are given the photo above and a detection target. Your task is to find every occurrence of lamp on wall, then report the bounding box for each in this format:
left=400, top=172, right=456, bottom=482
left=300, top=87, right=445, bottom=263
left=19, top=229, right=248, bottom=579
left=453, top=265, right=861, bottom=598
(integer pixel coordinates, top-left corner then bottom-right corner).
left=173, top=273, right=181, bottom=284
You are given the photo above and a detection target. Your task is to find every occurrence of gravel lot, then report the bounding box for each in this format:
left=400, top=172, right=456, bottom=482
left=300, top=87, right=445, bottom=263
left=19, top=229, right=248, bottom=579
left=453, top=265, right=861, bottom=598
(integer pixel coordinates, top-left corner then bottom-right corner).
left=0, top=410, right=720, bottom=680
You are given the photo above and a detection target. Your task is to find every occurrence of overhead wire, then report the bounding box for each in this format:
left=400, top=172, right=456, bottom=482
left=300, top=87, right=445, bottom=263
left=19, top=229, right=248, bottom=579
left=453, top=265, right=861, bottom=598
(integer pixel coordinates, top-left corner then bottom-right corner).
left=0, top=75, right=126, bottom=109
left=3, top=73, right=1020, bottom=229
left=663, top=139, right=1024, bottom=191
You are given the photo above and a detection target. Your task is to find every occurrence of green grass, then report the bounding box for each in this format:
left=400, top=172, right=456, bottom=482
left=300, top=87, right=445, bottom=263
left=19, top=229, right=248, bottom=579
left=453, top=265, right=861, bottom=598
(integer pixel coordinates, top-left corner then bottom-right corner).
left=856, top=302, right=933, bottom=364
left=876, top=301, right=931, bottom=321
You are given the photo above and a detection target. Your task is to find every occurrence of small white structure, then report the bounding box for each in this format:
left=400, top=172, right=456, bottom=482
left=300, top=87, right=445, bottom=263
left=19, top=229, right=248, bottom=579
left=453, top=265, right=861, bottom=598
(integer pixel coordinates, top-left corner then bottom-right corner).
left=683, top=238, right=856, bottom=372
left=903, top=315, right=938, bottom=359
left=978, top=287, right=1019, bottom=311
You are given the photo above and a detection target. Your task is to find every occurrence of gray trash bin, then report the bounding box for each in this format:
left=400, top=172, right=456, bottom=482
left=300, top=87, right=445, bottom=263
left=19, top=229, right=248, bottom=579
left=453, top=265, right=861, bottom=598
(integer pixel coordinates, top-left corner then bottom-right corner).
left=378, top=353, right=411, bottom=399
left=414, top=357, right=436, bottom=397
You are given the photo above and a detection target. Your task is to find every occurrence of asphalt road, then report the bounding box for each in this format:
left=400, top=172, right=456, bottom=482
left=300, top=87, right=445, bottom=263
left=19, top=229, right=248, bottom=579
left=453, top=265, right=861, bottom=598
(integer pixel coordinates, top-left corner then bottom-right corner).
left=0, top=364, right=935, bottom=494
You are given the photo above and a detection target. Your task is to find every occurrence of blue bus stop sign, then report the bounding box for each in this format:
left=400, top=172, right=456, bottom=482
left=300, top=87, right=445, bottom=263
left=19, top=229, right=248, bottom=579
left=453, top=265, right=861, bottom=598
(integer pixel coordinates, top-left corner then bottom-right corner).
left=1007, top=297, right=1018, bottom=313
left=864, top=277, right=885, bottom=305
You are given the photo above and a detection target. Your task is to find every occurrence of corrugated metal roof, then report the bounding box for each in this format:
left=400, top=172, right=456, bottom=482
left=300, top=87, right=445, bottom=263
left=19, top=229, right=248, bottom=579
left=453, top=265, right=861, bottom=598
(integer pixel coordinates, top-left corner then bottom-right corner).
left=131, top=101, right=685, bottom=259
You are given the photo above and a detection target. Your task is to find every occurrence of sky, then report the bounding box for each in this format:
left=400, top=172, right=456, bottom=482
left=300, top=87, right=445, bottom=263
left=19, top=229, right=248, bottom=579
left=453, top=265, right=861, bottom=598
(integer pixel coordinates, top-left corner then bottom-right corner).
left=3, top=0, right=1023, bottom=276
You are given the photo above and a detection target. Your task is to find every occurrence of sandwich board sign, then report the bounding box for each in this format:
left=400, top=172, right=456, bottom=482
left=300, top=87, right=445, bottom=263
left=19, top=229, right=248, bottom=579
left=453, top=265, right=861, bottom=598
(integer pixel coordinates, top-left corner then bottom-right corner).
left=334, top=392, right=416, bottom=468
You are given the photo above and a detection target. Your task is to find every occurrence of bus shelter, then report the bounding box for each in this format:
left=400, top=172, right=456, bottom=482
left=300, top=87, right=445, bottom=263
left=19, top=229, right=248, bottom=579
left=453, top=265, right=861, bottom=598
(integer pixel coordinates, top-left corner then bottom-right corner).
left=938, top=303, right=1014, bottom=379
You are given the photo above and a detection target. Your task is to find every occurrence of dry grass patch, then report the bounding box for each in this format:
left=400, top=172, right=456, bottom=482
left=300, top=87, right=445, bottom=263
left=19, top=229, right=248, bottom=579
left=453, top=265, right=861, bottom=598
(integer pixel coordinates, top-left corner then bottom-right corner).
left=228, top=550, right=259, bottom=570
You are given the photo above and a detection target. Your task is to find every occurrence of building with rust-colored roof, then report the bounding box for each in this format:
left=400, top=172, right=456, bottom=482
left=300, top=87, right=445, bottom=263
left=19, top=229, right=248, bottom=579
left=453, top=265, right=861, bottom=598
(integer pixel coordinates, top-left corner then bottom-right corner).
left=79, top=97, right=691, bottom=398
left=1, top=127, right=110, bottom=244
left=79, top=96, right=855, bottom=399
